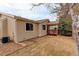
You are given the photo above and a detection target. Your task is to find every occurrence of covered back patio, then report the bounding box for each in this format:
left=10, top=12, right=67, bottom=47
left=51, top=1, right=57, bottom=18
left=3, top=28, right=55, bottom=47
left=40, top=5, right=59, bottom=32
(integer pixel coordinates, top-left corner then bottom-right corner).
left=47, top=22, right=59, bottom=36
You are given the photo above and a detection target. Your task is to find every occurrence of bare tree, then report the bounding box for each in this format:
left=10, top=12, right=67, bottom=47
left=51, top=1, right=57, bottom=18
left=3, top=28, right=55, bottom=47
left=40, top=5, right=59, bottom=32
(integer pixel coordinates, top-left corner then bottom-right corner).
left=31, top=3, right=78, bottom=40
left=31, top=3, right=61, bottom=15
left=31, top=3, right=79, bottom=55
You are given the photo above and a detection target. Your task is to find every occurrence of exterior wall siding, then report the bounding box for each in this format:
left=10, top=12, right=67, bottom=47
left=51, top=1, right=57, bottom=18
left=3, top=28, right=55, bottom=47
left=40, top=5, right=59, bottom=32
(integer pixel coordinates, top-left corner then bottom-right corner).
left=0, top=14, right=49, bottom=43
left=38, top=22, right=47, bottom=37
left=16, top=20, right=39, bottom=42
left=0, top=21, right=3, bottom=39
left=0, top=15, right=8, bottom=39
left=7, top=17, right=16, bottom=41
left=0, top=15, right=17, bottom=42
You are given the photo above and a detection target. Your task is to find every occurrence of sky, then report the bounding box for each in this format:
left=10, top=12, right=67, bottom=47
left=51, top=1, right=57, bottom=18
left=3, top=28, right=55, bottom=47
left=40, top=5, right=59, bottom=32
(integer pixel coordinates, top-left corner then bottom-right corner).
left=0, top=0, right=58, bottom=21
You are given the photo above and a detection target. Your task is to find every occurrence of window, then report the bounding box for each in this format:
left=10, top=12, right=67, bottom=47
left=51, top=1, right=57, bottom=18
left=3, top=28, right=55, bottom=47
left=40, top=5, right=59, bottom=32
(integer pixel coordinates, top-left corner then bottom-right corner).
left=26, top=23, right=33, bottom=31
left=42, top=25, right=46, bottom=30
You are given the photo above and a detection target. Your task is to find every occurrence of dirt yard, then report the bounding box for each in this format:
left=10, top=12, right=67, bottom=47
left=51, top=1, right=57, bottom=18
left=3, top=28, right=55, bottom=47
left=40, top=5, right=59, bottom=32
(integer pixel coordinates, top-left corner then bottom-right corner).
left=6, top=35, right=78, bottom=56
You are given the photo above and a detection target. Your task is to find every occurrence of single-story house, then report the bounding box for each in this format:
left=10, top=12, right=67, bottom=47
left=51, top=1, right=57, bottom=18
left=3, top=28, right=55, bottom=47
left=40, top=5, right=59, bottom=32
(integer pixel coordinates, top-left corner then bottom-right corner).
left=47, top=21, right=59, bottom=35
left=0, top=13, right=49, bottom=43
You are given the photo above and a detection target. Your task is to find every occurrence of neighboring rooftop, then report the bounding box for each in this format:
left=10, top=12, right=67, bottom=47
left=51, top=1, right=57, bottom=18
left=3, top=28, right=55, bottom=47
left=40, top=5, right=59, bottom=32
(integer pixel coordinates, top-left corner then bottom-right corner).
left=47, top=21, right=59, bottom=25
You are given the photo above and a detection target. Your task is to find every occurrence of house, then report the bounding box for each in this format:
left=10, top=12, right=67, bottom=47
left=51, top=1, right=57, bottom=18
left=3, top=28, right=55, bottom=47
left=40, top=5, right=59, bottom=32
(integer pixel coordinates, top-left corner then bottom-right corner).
left=0, top=13, right=49, bottom=43
left=47, top=21, right=59, bottom=35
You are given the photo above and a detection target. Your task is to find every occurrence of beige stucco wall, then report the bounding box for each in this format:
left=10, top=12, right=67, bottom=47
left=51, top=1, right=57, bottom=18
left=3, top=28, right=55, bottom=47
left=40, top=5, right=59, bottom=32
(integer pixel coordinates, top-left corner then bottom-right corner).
left=15, top=20, right=39, bottom=42
left=0, top=15, right=8, bottom=39
left=0, top=14, right=16, bottom=41
left=2, top=19, right=8, bottom=37
left=15, top=20, right=48, bottom=42
left=7, top=17, right=16, bottom=41
left=38, top=22, right=48, bottom=37
left=0, top=21, right=3, bottom=39
left=0, top=14, right=48, bottom=43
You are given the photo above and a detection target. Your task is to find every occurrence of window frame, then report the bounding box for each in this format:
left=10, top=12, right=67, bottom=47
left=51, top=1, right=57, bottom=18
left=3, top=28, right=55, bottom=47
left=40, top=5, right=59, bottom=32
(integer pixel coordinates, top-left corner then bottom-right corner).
left=42, top=25, right=46, bottom=30
left=26, top=23, right=33, bottom=31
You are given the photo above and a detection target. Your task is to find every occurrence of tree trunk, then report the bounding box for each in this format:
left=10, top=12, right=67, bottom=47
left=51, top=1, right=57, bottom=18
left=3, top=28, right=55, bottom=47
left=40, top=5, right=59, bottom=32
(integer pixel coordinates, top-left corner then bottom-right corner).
left=70, top=7, right=79, bottom=45
left=70, top=9, right=77, bottom=40
left=69, top=8, right=79, bottom=55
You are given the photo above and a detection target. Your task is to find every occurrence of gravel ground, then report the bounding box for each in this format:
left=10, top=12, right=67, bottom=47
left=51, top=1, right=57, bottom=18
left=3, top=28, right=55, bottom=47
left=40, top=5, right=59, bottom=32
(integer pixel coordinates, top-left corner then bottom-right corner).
left=6, top=35, right=78, bottom=56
